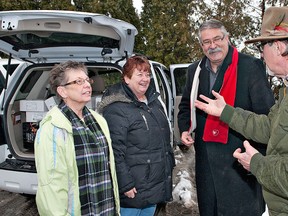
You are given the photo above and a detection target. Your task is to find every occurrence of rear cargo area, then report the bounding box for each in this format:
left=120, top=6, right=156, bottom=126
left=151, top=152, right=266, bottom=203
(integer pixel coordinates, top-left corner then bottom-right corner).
left=4, top=64, right=122, bottom=159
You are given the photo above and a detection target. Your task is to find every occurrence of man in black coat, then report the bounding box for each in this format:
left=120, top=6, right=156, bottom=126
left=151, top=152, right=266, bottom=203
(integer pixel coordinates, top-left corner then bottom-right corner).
left=178, top=19, right=275, bottom=216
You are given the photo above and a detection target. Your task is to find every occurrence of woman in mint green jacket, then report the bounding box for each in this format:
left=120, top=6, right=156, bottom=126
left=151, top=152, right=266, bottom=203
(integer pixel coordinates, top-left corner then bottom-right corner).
left=34, top=61, right=120, bottom=216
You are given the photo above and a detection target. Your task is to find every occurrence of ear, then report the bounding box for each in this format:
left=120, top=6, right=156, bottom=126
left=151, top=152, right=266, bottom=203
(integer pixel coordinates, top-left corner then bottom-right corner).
left=277, top=41, right=286, bottom=54
left=225, top=35, right=231, bottom=45
left=124, top=76, right=130, bottom=85
left=57, top=86, right=68, bottom=99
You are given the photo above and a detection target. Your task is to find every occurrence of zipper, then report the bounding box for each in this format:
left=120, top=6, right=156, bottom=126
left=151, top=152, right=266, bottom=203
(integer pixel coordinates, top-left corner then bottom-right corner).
left=140, top=112, right=149, bottom=130
left=158, top=107, right=167, bottom=119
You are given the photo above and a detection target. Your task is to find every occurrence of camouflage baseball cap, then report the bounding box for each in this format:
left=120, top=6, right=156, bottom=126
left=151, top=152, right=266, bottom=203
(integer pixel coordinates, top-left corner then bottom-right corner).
left=245, top=6, right=288, bottom=44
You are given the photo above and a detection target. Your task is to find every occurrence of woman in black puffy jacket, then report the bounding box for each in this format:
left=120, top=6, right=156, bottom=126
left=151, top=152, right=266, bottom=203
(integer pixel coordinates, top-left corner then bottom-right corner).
left=98, top=56, right=175, bottom=216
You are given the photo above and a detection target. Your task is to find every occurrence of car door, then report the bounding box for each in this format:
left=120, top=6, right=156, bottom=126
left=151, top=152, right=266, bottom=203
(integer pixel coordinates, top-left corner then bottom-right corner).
left=169, top=63, right=190, bottom=145
left=146, top=61, right=191, bottom=146
left=0, top=64, right=5, bottom=145
left=0, top=59, right=27, bottom=145
left=149, top=61, right=173, bottom=120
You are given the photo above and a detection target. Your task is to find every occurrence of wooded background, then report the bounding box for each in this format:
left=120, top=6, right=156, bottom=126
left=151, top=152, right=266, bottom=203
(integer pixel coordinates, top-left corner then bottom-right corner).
left=0, top=0, right=287, bottom=66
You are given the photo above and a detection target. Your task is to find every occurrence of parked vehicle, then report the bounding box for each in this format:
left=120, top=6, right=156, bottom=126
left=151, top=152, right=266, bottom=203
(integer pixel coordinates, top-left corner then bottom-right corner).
left=0, top=10, right=190, bottom=195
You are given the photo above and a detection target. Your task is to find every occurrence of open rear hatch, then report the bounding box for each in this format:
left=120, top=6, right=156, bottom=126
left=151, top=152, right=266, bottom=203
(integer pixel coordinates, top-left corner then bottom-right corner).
left=0, top=10, right=137, bottom=63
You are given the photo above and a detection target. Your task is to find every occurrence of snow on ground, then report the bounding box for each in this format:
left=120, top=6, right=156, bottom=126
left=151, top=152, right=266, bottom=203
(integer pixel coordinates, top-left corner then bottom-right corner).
left=172, top=147, right=197, bottom=209
left=157, top=146, right=199, bottom=215
left=162, top=145, right=269, bottom=216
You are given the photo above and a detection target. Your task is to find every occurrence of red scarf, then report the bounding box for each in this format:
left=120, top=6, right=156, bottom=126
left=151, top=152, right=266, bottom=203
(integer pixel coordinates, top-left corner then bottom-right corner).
left=203, top=47, right=238, bottom=144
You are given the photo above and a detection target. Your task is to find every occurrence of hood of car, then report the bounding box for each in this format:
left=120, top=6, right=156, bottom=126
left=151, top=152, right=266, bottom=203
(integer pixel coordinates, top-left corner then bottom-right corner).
left=0, top=10, right=138, bottom=63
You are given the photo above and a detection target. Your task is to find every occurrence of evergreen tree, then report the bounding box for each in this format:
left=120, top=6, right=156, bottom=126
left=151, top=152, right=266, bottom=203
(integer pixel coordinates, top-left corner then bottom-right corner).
left=0, top=0, right=286, bottom=65
left=140, top=0, right=194, bottom=65
left=203, top=0, right=261, bottom=52
left=38, top=0, right=75, bottom=10
left=73, top=0, right=142, bottom=56
left=0, top=0, right=39, bottom=10
left=0, top=0, right=75, bottom=10
left=140, top=0, right=263, bottom=64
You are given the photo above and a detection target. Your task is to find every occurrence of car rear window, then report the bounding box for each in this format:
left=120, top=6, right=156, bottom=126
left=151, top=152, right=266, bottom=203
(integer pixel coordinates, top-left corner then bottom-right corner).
left=3, top=64, right=20, bottom=76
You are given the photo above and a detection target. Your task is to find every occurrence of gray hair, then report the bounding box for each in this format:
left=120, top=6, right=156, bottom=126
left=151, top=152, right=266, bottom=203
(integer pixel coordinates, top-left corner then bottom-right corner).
left=281, top=40, right=288, bottom=56
left=266, top=40, right=288, bottom=56
left=198, top=19, right=229, bottom=43
left=49, top=60, right=87, bottom=98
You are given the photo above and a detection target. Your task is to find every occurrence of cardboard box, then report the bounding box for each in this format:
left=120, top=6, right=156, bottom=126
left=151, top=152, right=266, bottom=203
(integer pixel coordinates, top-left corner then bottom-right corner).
left=25, top=111, right=47, bottom=122
left=11, top=111, right=22, bottom=125
left=20, top=100, right=48, bottom=112
left=45, top=96, right=58, bottom=110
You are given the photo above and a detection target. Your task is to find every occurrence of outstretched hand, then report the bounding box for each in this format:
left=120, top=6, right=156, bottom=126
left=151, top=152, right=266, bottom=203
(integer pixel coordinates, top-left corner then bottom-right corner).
left=194, top=90, right=226, bottom=117
left=233, top=140, right=259, bottom=172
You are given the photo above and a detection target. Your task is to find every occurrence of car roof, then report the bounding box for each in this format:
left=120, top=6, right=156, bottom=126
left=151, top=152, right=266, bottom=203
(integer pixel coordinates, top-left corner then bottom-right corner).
left=0, top=10, right=138, bottom=63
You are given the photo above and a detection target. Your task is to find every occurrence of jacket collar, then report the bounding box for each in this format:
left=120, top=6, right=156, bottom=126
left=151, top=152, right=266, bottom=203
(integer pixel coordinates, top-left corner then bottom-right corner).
left=40, top=106, right=73, bottom=133
left=98, top=81, right=160, bottom=113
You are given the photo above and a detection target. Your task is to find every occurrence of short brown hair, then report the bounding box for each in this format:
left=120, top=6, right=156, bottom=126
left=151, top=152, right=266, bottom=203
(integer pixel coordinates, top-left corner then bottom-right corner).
left=122, top=56, right=151, bottom=81
left=49, top=60, right=87, bottom=98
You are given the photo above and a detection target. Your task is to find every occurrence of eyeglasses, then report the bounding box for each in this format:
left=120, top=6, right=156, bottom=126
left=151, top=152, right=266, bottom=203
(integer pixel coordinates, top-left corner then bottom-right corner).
left=201, top=35, right=225, bottom=46
left=62, top=77, right=94, bottom=86
left=255, top=41, right=274, bottom=53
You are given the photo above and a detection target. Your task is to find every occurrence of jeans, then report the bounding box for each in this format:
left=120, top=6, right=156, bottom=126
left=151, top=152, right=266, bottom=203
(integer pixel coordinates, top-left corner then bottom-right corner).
left=120, top=204, right=157, bottom=216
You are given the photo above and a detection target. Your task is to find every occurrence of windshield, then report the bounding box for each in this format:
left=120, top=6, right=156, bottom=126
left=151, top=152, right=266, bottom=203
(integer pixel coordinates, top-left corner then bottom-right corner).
left=173, top=67, right=188, bottom=96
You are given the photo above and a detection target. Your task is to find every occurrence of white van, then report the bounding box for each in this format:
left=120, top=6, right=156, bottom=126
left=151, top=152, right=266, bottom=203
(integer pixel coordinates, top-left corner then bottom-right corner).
left=0, top=10, right=190, bottom=194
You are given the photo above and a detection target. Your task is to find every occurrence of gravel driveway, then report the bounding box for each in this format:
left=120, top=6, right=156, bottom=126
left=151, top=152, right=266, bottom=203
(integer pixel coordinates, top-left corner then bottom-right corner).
left=0, top=190, right=38, bottom=216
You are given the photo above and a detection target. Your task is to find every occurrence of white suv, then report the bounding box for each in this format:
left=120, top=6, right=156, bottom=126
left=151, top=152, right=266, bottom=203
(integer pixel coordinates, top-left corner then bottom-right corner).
left=0, top=10, right=189, bottom=195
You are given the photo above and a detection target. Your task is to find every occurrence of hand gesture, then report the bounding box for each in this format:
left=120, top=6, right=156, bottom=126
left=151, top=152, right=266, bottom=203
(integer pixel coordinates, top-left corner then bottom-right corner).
left=233, top=140, right=259, bottom=171
left=194, top=90, right=226, bottom=117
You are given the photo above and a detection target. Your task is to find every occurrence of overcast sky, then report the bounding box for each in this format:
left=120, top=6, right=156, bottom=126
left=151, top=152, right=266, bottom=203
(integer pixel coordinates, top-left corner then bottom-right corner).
left=133, top=0, right=143, bottom=13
